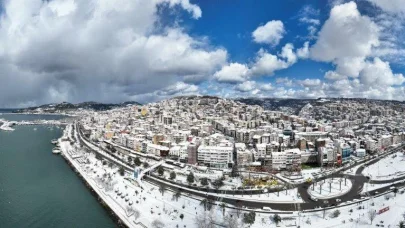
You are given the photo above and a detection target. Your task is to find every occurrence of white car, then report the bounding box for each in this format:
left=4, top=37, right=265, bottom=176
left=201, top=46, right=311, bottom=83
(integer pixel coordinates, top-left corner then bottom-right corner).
left=336, top=199, right=342, bottom=202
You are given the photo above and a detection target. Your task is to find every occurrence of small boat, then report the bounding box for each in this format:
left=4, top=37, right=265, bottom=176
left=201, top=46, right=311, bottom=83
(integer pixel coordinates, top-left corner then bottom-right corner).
left=33, top=128, right=37, bottom=131
left=52, top=147, right=61, bottom=154
left=51, top=139, right=58, bottom=145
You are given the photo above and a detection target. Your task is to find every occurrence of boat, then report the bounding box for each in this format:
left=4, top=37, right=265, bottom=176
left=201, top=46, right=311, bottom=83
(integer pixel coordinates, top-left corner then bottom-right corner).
left=52, top=147, right=61, bottom=154
left=51, top=139, right=58, bottom=145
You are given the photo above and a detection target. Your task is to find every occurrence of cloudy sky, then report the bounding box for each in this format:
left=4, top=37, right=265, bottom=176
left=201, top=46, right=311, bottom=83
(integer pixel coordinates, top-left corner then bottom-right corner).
left=0, top=0, right=405, bottom=107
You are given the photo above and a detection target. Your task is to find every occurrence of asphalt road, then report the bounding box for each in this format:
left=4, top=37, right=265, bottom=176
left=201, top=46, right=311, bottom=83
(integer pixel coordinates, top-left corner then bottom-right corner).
left=75, top=122, right=405, bottom=211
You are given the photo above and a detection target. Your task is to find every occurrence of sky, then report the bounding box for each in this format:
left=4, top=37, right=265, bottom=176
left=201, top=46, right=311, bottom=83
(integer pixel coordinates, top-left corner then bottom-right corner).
left=0, top=0, right=405, bottom=107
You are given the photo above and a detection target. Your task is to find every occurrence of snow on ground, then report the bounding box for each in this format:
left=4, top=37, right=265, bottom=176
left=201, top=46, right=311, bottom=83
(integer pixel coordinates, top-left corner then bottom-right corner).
left=362, top=152, right=405, bottom=181
left=308, top=178, right=352, bottom=199
left=343, top=163, right=363, bottom=175
left=301, top=168, right=322, bottom=180
left=63, top=125, right=405, bottom=228
left=361, top=183, right=392, bottom=193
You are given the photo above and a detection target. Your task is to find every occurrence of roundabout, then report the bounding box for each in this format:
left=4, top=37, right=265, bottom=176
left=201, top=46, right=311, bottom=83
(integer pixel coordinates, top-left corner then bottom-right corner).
left=307, top=177, right=352, bottom=200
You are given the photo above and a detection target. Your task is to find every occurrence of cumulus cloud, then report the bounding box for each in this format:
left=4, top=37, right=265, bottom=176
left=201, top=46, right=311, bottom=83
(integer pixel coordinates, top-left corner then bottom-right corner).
left=310, top=1, right=380, bottom=77
left=299, top=79, right=322, bottom=87
left=296, top=41, right=310, bottom=59
left=324, top=71, right=347, bottom=81
left=359, top=57, right=405, bottom=87
left=0, top=0, right=224, bottom=107
left=235, top=81, right=257, bottom=92
left=252, top=20, right=285, bottom=46
left=250, top=44, right=296, bottom=76
left=213, top=63, right=250, bottom=84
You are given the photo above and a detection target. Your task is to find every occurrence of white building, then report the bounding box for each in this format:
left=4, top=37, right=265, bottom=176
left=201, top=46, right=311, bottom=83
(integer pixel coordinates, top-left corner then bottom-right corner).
left=197, top=145, right=233, bottom=168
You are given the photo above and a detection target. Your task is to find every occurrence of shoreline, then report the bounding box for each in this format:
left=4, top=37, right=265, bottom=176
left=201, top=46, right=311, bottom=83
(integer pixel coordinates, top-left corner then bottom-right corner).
left=59, top=125, right=145, bottom=228
left=60, top=152, right=128, bottom=228
left=0, top=112, right=78, bottom=117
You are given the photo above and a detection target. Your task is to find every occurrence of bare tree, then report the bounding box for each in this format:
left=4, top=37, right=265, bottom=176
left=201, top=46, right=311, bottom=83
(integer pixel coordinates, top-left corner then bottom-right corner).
left=235, top=203, right=243, bottom=218
left=224, top=214, right=242, bottom=228
left=195, top=211, right=216, bottom=228
left=152, top=219, right=165, bottom=228
left=133, top=209, right=140, bottom=221
left=368, top=209, right=377, bottom=225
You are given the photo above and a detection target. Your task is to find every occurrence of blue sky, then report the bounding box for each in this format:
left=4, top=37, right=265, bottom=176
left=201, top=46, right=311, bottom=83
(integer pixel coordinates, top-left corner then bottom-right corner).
left=0, top=0, right=404, bottom=107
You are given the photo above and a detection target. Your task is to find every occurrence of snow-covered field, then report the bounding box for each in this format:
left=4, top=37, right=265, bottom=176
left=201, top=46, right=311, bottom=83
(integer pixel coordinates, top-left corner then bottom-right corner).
left=308, top=178, right=352, bottom=199
left=362, top=152, right=405, bottom=181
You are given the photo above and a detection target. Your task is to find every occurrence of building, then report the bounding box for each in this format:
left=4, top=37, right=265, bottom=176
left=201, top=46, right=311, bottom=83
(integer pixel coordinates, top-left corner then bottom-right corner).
left=197, top=145, right=233, bottom=168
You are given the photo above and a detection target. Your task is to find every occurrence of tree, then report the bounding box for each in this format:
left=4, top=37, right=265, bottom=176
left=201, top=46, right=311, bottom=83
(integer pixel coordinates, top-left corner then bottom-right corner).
left=273, top=214, right=282, bottom=225
left=200, top=177, right=208, bottom=186
left=172, top=191, right=181, bottom=202
left=195, top=211, right=216, bottom=228
left=243, top=211, right=256, bottom=226
left=159, top=184, right=165, bottom=196
left=119, top=166, right=125, bottom=176
left=220, top=203, right=226, bottom=216
left=224, top=214, right=242, bottom=228
left=399, top=221, right=405, bottom=228
left=212, top=178, right=224, bottom=189
left=143, top=162, right=149, bottom=169
left=332, top=209, right=340, bottom=218
left=157, top=166, right=164, bottom=176
left=169, top=171, right=176, bottom=180
left=152, top=219, right=165, bottom=228
left=393, top=188, right=398, bottom=197
left=200, top=199, right=209, bottom=211
left=187, top=172, right=194, bottom=184
left=133, top=209, right=140, bottom=221
left=180, top=214, right=184, bottom=220
left=230, top=164, right=239, bottom=177
left=134, top=157, right=142, bottom=166
left=368, top=209, right=377, bottom=225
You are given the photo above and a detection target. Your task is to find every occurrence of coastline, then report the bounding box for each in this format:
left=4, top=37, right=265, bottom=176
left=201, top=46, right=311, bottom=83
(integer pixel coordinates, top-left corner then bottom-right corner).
left=60, top=152, right=128, bottom=228
left=59, top=125, right=145, bottom=228
left=0, top=112, right=78, bottom=117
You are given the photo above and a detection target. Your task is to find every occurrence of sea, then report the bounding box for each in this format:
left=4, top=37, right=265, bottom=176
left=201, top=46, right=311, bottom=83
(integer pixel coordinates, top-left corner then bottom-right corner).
left=0, top=113, right=116, bottom=228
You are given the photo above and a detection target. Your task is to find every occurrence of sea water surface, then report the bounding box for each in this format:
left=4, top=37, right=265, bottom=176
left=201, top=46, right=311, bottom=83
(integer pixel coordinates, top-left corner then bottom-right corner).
left=0, top=114, right=116, bottom=228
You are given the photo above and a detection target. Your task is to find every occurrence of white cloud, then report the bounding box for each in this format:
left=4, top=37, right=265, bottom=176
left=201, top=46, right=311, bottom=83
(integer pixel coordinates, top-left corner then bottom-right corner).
left=359, top=57, right=405, bottom=87
left=367, top=0, right=405, bottom=14
left=298, top=5, right=320, bottom=39
left=252, top=20, right=285, bottom=46
left=0, top=0, right=224, bottom=106
left=324, top=71, right=347, bottom=81
left=235, top=81, right=256, bottom=92
left=297, top=41, right=310, bottom=59
left=310, top=1, right=380, bottom=77
left=276, top=77, right=294, bottom=87
left=259, top=83, right=273, bottom=91
left=280, top=43, right=297, bottom=64
left=213, top=63, right=250, bottom=83
left=250, top=49, right=289, bottom=76
left=299, top=79, right=322, bottom=87
left=163, top=0, right=202, bottom=19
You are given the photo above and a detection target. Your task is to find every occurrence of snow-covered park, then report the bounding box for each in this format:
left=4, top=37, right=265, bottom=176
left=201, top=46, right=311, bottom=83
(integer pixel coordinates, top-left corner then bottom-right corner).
left=362, top=152, right=405, bottom=181
left=308, top=178, right=352, bottom=199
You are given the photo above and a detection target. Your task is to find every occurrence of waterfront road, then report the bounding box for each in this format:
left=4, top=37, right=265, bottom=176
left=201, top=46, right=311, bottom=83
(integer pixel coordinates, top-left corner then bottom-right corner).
left=74, top=122, right=405, bottom=211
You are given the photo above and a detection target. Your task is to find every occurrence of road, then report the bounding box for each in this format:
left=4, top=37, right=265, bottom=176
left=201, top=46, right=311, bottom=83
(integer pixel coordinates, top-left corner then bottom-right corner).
left=74, top=122, right=405, bottom=211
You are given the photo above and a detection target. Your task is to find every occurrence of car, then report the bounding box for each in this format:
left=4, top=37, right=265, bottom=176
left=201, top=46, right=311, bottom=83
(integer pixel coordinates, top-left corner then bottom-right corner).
left=310, top=196, right=318, bottom=201
left=336, top=198, right=342, bottom=202
left=262, top=206, right=272, bottom=211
